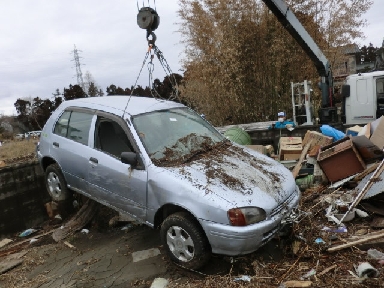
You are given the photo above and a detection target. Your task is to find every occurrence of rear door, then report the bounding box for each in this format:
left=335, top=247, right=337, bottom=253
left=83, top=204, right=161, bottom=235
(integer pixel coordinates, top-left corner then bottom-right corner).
left=50, top=108, right=95, bottom=194
left=87, top=112, right=148, bottom=221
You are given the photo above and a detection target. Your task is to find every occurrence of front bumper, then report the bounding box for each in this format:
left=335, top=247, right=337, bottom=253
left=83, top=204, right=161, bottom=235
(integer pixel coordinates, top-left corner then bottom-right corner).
left=199, top=186, right=301, bottom=256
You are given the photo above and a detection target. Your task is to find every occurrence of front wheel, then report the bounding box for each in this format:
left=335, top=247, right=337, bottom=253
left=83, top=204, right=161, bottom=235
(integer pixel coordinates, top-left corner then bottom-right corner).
left=160, top=212, right=211, bottom=270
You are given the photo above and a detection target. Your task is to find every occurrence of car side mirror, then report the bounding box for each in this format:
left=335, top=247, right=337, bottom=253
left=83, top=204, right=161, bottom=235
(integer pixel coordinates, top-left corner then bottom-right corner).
left=121, top=152, right=138, bottom=167
left=341, top=84, right=350, bottom=98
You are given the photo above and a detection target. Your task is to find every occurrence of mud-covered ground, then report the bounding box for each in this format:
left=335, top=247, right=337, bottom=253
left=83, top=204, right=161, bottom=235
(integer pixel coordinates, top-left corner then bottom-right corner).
left=1, top=187, right=384, bottom=288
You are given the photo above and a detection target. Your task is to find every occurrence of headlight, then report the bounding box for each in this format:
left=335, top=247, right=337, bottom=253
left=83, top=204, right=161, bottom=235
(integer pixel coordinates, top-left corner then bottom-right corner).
left=228, top=207, right=266, bottom=226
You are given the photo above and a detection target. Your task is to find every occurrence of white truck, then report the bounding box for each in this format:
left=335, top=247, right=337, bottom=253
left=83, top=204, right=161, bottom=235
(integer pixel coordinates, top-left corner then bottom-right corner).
left=342, top=71, right=384, bottom=125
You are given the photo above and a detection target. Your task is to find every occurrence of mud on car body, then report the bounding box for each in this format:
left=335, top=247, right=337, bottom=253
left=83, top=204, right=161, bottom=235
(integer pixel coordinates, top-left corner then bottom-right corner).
left=37, top=96, right=300, bottom=269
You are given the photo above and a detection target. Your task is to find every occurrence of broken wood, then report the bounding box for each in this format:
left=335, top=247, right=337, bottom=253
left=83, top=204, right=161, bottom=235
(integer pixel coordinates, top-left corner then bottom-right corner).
left=292, top=142, right=312, bottom=179
left=279, top=246, right=309, bottom=283
left=354, top=163, right=380, bottom=181
left=328, top=230, right=384, bottom=252
left=52, top=199, right=99, bottom=242
left=0, top=251, right=27, bottom=275
left=283, top=280, right=312, bottom=287
left=317, top=264, right=337, bottom=277
left=64, top=241, right=76, bottom=249
left=0, top=239, right=12, bottom=249
left=0, top=230, right=53, bottom=258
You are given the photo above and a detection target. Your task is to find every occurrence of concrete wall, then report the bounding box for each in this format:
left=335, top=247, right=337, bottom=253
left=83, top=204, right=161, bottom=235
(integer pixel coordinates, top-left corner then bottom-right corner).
left=0, top=160, right=50, bottom=238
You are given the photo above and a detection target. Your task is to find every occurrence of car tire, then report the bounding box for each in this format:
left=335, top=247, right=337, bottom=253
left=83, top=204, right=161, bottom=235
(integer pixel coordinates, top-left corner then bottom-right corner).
left=160, top=212, right=211, bottom=270
left=45, top=163, right=71, bottom=202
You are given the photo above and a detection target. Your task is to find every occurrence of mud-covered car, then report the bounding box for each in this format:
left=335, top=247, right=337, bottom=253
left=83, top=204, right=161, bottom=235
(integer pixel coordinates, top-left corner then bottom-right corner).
left=37, top=96, right=300, bottom=269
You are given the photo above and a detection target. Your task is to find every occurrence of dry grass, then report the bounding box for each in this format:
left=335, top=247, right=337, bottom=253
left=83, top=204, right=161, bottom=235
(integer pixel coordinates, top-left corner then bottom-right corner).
left=0, top=139, right=38, bottom=164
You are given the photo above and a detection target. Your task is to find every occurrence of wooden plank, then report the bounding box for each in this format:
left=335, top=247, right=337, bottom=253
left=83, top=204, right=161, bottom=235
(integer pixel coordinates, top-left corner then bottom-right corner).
left=283, top=280, right=312, bottom=287
left=292, top=142, right=312, bottom=179
left=354, top=163, right=379, bottom=181
left=317, top=264, right=337, bottom=276
left=0, top=259, right=23, bottom=275
left=0, top=251, right=28, bottom=275
left=328, top=230, right=384, bottom=252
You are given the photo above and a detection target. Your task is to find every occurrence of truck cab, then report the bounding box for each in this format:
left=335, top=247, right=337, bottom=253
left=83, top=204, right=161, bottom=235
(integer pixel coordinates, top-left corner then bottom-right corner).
left=343, top=71, right=384, bottom=125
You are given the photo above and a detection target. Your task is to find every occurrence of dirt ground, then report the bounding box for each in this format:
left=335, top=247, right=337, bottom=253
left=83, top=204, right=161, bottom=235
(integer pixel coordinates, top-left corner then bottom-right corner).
left=1, top=189, right=384, bottom=288
left=0, top=209, right=264, bottom=288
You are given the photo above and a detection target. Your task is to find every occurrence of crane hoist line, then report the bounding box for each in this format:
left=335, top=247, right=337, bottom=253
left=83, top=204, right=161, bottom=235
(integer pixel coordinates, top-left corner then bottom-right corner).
left=132, top=3, right=179, bottom=103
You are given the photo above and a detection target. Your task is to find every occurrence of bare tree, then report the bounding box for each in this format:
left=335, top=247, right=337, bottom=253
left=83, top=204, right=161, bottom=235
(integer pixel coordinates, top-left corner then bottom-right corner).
left=177, top=0, right=373, bottom=125
left=83, top=71, right=103, bottom=97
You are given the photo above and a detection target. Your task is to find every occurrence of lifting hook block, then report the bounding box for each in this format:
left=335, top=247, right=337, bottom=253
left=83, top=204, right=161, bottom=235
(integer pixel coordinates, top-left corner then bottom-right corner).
left=137, top=7, right=160, bottom=31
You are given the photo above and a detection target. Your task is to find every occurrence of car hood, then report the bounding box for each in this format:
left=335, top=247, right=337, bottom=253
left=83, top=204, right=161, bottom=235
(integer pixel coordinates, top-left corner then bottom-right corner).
left=162, top=142, right=297, bottom=209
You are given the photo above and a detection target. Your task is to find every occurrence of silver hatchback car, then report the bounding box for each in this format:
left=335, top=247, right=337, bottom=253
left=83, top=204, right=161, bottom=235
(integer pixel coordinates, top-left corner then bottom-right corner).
left=37, top=96, right=300, bottom=269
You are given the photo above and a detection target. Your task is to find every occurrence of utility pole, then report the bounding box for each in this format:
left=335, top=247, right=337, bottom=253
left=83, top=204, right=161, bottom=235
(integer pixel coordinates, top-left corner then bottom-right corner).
left=71, top=45, right=85, bottom=92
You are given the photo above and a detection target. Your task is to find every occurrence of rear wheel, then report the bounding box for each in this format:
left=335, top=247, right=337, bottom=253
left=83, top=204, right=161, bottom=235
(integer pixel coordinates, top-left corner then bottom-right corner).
left=160, top=212, right=211, bottom=270
left=45, top=163, right=71, bottom=202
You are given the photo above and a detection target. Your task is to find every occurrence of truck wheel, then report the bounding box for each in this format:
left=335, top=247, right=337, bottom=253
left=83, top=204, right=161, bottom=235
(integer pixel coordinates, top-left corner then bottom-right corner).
left=45, top=164, right=70, bottom=202
left=160, top=212, right=211, bottom=270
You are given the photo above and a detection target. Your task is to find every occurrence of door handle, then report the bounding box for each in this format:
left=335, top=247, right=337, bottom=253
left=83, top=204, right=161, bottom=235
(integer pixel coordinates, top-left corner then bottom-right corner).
left=89, top=157, right=98, bottom=164
left=53, top=142, right=59, bottom=147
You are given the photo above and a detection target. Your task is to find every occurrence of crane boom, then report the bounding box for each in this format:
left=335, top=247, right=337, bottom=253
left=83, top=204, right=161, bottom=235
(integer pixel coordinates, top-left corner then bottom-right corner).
left=261, top=0, right=337, bottom=121
left=261, top=0, right=329, bottom=77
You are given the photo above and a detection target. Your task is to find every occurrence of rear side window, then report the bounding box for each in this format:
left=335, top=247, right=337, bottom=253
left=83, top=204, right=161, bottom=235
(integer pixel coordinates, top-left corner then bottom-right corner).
left=54, top=110, right=93, bottom=145
left=54, top=111, right=71, bottom=137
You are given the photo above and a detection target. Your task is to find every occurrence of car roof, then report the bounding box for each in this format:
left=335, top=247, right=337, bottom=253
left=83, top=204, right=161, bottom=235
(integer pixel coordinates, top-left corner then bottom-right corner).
left=60, top=96, right=185, bottom=116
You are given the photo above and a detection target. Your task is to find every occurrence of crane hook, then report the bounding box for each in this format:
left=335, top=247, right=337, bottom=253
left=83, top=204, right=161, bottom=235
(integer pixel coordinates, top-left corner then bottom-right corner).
left=137, top=7, right=160, bottom=46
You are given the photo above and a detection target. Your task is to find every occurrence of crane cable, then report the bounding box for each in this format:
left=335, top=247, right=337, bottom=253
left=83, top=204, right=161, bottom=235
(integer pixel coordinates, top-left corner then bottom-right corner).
left=146, top=44, right=180, bottom=101
left=134, top=1, right=179, bottom=101
left=122, top=50, right=149, bottom=117
left=147, top=44, right=164, bottom=100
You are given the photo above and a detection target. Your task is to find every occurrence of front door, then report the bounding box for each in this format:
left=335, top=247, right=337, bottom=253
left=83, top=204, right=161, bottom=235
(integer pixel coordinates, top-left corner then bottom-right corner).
left=87, top=114, right=148, bottom=221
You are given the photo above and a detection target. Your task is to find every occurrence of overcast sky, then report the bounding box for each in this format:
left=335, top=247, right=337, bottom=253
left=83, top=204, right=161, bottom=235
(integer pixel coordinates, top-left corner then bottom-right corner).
left=1, top=0, right=383, bottom=116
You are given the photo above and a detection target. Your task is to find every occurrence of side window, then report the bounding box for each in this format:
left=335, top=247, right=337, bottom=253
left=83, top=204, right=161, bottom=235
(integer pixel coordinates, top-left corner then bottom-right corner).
left=53, top=111, right=71, bottom=137
left=95, top=116, right=134, bottom=158
left=67, top=112, right=93, bottom=145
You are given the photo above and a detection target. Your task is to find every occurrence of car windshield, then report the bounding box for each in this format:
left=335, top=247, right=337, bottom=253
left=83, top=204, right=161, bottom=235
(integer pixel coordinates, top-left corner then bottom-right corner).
left=132, top=107, right=225, bottom=166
